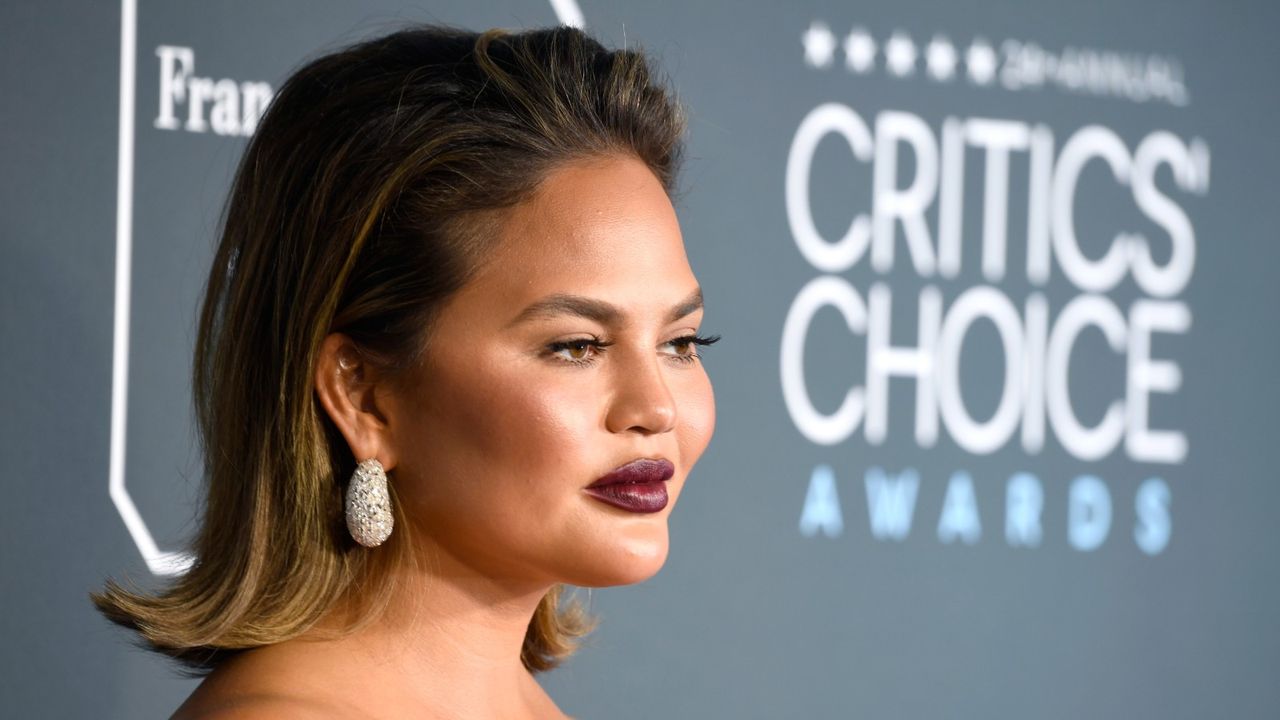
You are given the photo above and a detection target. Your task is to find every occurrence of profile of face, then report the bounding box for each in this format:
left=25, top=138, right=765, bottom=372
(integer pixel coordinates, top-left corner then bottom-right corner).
left=348, top=154, right=716, bottom=590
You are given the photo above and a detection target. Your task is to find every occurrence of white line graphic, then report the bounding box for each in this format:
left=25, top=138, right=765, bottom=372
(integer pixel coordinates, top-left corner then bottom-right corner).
left=549, top=0, right=584, bottom=28
left=112, top=0, right=194, bottom=578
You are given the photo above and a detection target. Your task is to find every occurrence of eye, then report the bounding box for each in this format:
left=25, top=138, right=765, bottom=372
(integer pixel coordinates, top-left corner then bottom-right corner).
left=546, top=337, right=613, bottom=366
left=661, top=333, right=722, bottom=365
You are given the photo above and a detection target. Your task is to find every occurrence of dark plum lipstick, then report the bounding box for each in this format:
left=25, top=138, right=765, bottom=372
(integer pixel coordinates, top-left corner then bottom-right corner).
left=584, top=458, right=674, bottom=513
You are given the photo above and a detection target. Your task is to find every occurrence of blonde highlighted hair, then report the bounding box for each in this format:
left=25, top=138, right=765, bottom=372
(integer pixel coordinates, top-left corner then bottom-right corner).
left=90, top=22, right=685, bottom=676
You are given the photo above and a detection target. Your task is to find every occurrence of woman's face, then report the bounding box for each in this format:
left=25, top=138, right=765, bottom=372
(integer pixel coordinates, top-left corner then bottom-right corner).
left=387, top=154, right=716, bottom=589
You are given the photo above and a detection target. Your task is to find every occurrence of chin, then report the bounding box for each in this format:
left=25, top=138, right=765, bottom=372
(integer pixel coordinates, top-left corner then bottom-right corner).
left=568, top=536, right=670, bottom=588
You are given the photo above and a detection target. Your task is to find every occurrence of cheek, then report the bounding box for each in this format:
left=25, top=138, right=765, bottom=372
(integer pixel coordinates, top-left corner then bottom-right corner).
left=392, top=355, right=617, bottom=581
left=491, top=379, right=601, bottom=477
left=432, top=345, right=588, bottom=445
left=676, top=369, right=717, bottom=466
left=403, top=356, right=603, bottom=524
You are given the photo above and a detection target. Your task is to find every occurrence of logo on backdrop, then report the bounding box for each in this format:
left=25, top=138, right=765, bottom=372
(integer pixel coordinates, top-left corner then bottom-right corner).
left=153, top=45, right=274, bottom=137
left=785, top=21, right=1209, bottom=555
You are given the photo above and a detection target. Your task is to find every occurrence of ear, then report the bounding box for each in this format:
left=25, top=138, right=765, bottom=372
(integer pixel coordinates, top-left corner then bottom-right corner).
left=314, top=333, right=399, bottom=471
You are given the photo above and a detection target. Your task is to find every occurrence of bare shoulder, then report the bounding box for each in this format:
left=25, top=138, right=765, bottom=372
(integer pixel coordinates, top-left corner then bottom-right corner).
left=169, top=648, right=358, bottom=720
left=172, top=693, right=337, bottom=720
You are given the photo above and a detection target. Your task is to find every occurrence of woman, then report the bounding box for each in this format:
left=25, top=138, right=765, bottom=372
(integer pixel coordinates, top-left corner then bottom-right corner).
left=91, top=23, right=717, bottom=719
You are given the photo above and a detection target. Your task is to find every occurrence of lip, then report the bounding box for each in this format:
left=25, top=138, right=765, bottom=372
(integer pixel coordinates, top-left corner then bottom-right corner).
left=584, top=458, right=674, bottom=514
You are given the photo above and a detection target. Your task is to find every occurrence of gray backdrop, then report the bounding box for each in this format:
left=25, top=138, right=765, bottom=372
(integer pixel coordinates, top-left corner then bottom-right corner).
left=3, top=0, right=1278, bottom=717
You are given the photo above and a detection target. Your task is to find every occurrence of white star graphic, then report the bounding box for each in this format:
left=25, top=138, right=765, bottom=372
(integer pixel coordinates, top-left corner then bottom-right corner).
left=802, top=21, right=837, bottom=69
left=925, top=34, right=957, bottom=81
left=966, top=38, right=997, bottom=85
left=884, top=31, right=917, bottom=77
left=843, top=27, right=877, bottom=74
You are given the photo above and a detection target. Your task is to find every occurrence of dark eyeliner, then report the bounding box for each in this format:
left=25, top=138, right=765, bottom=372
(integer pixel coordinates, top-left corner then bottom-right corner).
left=684, top=333, right=721, bottom=346
left=666, top=333, right=721, bottom=364
left=546, top=337, right=613, bottom=366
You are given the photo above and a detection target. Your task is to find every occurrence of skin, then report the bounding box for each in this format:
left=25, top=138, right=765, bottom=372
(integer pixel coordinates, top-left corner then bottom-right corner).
left=172, top=153, right=716, bottom=719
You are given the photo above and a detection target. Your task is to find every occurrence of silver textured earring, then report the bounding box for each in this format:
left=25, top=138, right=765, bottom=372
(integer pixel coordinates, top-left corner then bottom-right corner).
left=345, top=458, right=393, bottom=547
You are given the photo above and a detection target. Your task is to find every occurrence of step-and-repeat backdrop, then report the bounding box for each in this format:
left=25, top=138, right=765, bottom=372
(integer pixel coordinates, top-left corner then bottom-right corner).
left=3, top=0, right=1277, bottom=717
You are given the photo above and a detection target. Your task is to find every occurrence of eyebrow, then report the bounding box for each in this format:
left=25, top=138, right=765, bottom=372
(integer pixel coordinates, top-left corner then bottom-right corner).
left=507, top=287, right=704, bottom=328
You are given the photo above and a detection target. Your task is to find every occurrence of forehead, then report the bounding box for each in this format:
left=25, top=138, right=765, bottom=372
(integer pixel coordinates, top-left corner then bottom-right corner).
left=495, top=155, right=684, bottom=266
left=459, top=155, right=697, bottom=315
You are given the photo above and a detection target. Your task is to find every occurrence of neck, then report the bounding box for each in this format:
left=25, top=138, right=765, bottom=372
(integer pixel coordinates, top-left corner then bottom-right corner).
left=290, top=541, right=565, bottom=719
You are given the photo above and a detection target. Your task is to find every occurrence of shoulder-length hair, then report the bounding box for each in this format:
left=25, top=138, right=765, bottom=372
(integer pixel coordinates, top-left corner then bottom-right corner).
left=90, top=22, right=686, bottom=676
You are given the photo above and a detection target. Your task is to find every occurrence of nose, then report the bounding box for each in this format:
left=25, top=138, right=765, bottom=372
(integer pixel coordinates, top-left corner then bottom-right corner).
left=605, top=350, right=677, bottom=435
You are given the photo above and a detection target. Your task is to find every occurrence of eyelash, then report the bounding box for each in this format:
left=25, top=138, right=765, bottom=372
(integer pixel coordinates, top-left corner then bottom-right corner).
left=546, top=334, right=722, bottom=368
